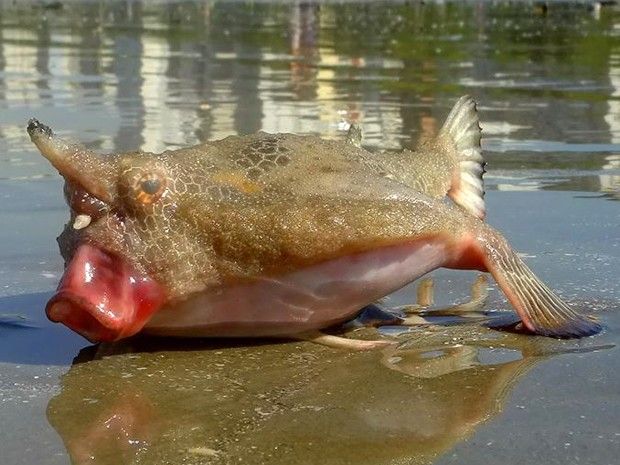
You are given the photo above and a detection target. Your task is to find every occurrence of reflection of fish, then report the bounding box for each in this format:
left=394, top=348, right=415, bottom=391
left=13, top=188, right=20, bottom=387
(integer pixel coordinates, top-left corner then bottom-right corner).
left=28, top=96, right=599, bottom=345
left=46, top=330, right=611, bottom=465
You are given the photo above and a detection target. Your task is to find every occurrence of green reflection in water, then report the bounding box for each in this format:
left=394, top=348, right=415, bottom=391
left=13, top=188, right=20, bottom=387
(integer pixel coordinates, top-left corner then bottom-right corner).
left=1, top=0, right=617, bottom=195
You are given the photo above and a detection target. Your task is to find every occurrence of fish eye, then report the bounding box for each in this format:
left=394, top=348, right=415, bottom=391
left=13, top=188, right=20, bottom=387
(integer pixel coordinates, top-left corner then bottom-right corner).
left=141, top=177, right=161, bottom=195
left=132, top=172, right=166, bottom=205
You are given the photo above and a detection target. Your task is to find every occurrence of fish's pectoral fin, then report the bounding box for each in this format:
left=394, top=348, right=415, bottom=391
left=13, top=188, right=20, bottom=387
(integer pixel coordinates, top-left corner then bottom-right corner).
left=477, top=228, right=602, bottom=338
left=411, top=274, right=489, bottom=318
left=345, top=123, right=363, bottom=148
left=347, top=304, right=405, bottom=328
left=391, top=278, right=434, bottom=314
left=394, top=275, right=490, bottom=325
left=439, top=95, right=486, bottom=220
left=292, top=330, right=395, bottom=350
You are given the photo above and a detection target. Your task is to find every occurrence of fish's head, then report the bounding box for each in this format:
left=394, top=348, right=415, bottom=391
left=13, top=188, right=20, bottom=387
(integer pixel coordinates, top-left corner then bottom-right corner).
left=28, top=119, right=219, bottom=342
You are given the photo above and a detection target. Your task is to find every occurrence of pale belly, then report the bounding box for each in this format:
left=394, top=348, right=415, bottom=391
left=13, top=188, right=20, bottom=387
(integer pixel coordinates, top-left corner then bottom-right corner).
left=144, top=239, right=450, bottom=337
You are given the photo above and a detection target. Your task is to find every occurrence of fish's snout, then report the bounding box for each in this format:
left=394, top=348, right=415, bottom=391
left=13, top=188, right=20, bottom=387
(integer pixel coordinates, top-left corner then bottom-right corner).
left=27, top=118, right=53, bottom=139
left=26, top=119, right=117, bottom=204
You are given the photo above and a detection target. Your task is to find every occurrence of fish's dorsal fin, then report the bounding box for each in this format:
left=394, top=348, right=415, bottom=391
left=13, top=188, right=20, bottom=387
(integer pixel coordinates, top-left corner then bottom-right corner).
left=438, top=95, right=486, bottom=220
left=346, top=124, right=363, bottom=148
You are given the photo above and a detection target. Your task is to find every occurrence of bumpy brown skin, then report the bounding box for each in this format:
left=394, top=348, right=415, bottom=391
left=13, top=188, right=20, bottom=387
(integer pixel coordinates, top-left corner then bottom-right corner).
left=27, top=107, right=600, bottom=339
left=58, top=132, right=482, bottom=300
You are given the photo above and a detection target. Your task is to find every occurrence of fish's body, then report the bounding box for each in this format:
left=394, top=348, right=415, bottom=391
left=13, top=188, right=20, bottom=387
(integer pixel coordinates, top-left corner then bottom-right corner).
left=27, top=96, right=600, bottom=344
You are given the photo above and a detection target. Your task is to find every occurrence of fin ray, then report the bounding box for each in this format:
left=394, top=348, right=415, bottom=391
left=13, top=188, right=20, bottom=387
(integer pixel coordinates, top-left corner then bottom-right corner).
left=480, top=230, right=601, bottom=338
left=439, top=95, right=486, bottom=219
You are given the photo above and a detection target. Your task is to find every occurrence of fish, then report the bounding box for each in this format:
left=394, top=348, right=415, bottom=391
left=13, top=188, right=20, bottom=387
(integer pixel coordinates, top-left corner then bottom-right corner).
left=27, top=96, right=600, bottom=346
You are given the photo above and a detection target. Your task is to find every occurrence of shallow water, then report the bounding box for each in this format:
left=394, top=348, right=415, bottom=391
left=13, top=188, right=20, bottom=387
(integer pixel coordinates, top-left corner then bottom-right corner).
left=0, top=1, right=619, bottom=464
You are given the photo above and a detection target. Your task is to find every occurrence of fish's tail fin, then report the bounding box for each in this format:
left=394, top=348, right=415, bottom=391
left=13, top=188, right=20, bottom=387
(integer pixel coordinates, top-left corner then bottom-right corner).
left=476, top=228, right=601, bottom=338
left=438, top=95, right=486, bottom=220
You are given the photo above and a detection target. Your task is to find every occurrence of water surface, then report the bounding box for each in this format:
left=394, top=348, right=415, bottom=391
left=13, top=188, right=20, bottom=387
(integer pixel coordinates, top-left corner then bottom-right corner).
left=0, top=1, right=619, bottom=464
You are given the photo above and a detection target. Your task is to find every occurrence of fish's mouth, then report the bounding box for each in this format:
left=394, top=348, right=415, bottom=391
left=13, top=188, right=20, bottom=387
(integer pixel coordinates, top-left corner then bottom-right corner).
left=63, top=181, right=110, bottom=231
left=47, top=244, right=166, bottom=343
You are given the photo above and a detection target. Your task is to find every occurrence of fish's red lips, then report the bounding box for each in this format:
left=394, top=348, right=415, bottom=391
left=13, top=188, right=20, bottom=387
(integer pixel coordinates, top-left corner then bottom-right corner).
left=46, top=244, right=166, bottom=343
